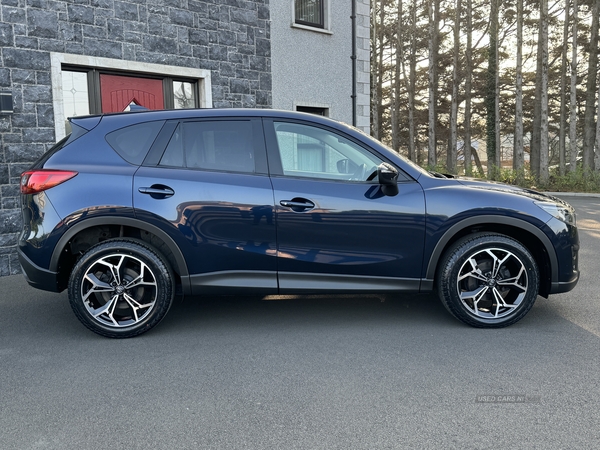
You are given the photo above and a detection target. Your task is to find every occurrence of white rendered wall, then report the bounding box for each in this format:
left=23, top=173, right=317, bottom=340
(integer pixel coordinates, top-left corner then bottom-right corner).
left=270, top=0, right=370, bottom=132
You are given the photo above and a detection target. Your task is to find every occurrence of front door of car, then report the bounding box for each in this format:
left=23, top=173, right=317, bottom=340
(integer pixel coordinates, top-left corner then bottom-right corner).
left=133, top=118, right=278, bottom=295
left=263, top=119, right=426, bottom=292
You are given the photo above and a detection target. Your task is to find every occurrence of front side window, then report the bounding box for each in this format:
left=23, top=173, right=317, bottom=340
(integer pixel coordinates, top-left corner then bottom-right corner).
left=273, top=122, right=383, bottom=181
left=160, top=121, right=255, bottom=174
left=295, top=0, right=324, bottom=28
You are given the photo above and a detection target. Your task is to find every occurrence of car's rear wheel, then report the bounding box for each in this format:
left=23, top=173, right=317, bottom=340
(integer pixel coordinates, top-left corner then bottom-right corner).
left=68, top=239, right=174, bottom=338
left=437, top=233, right=539, bottom=328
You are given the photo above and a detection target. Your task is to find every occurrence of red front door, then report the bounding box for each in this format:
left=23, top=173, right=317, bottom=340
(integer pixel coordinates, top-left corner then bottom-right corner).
left=100, top=74, right=164, bottom=113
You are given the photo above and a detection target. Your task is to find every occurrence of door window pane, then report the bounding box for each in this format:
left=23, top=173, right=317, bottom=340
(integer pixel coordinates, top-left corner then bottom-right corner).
left=273, top=122, right=382, bottom=181
left=160, top=121, right=255, bottom=173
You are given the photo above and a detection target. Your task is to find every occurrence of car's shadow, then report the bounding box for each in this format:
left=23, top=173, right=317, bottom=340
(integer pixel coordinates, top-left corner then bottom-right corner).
left=157, top=292, right=458, bottom=335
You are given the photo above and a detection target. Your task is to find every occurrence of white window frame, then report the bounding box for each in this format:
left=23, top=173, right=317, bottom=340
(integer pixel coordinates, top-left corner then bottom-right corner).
left=50, top=53, right=212, bottom=140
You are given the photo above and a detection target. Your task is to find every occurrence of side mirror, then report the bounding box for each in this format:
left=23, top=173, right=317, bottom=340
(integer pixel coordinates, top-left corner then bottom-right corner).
left=378, top=163, right=399, bottom=196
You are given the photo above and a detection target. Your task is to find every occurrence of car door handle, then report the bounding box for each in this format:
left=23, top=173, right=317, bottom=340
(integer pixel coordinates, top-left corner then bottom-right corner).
left=138, top=185, right=175, bottom=198
left=280, top=199, right=315, bottom=212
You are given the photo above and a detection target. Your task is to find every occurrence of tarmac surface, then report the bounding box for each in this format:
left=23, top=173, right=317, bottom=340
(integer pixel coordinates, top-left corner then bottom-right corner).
left=1, top=195, right=599, bottom=449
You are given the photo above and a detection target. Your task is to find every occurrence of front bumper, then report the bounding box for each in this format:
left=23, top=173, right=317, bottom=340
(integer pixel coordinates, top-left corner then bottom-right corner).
left=550, top=270, right=580, bottom=294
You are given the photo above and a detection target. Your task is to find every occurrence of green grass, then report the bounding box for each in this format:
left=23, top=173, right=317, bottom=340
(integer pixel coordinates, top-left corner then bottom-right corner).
left=497, top=168, right=600, bottom=193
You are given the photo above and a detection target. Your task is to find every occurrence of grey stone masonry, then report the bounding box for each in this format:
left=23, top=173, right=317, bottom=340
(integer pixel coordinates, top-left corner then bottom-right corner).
left=0, top=0, right=272, bottom=276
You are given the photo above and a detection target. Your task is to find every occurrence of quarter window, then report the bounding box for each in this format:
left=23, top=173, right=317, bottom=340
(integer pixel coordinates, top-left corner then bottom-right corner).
left=160, top=121, right=255, bottom=174
left=273, top=122, right=383, bottom=181
left=295, top=0, right=325, bottom=29
left=106, top=122, right=164, bottom=165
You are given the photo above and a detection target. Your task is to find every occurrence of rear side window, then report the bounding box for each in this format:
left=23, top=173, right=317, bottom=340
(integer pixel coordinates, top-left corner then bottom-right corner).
left=106, top=121, right=164, bottom=165
left=159, top=120, right=255, bottom=173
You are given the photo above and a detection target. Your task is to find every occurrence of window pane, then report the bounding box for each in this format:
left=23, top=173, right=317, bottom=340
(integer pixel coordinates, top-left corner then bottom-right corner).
left=62, top=71, right=90, bottom=133
left=295, top=0, right=324, bottom=28
left=106, top=121, right=164, bottom=165
left=274, top=122, right=382, bottom=181
left=160, top=121, right=255, bottom=173
left=296, top=106, right=328, bottom=116
left=173, top=81, right=196, bottom=109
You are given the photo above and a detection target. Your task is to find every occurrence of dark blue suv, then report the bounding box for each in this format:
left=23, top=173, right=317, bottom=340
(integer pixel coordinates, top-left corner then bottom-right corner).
left=19, top=109, right=580, bottom=337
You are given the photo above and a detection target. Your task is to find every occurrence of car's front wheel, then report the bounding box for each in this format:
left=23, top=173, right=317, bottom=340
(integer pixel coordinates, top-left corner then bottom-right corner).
left=68, top=239, right=175, bottom=338
left=437, top=233, right=539, bottom=328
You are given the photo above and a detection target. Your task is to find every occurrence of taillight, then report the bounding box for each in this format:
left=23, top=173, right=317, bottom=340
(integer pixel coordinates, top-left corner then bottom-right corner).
left=20, top=170, right=78, bottom=195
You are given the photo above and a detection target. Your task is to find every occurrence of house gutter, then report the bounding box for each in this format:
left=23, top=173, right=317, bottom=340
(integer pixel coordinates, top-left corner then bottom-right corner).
left=351, top=0, right=357, bottom=127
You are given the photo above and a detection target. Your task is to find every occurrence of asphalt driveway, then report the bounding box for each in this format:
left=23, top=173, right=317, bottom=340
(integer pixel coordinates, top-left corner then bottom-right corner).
left=1, top=195, right=599, bottom=449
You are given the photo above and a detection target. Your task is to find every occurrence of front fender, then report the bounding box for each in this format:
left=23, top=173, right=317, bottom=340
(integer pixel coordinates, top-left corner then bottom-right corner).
left=422, top=215, right=558, bottom=288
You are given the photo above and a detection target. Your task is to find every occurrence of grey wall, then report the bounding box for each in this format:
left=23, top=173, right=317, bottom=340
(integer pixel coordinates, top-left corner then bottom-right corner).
left=0, top=0, right=272, bottom=276
left=270, top=0, right=370, bottom=132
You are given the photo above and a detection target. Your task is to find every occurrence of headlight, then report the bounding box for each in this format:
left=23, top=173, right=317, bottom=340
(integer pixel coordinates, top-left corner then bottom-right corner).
left=534, top=201, right=576, bottom=227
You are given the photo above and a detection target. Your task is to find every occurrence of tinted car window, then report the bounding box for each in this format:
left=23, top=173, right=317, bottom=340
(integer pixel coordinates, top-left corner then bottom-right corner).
left=159, top=120, right=255, bottom=173
left=106, top=121, right=164, bottom=165
left=273, top=122, right=383, bottom=181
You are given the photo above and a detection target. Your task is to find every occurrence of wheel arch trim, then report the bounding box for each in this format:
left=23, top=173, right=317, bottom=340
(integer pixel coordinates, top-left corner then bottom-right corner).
left=50, top=216, right=190, bottom=278
left=425, top=215, right=558, bottom=282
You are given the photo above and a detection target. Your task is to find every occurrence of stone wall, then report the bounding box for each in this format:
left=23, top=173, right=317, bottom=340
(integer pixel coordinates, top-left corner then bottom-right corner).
left=0, top=0, right=272, bottom=276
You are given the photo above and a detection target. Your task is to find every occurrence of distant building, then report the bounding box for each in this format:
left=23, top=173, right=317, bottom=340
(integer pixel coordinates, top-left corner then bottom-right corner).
left=0, top=0, right=370, bottom=276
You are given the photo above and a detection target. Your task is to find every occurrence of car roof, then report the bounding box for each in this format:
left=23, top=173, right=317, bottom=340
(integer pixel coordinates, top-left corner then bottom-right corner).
left=70, top=108, right=345, bottom=130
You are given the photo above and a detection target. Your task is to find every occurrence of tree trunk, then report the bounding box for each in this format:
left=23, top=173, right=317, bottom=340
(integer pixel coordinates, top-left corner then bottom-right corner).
left=376, top=0, right=385, bottom=140
left=472, top=144, right=485, bottom=175
left=428, top=0, right=438, bottom=167
left=408, top=3, right=417, bottom=162
left=583, top=0, right=599, bottom=170
left=448, top=0, right=461, bottom=174
left=514, top=0, right=524, bottom=172
left=495, top=29, right=501, bottom=170
left=531, top=10, right=544, bottom=179
left=539, top=0, right=550, bottom=184
left=558, top=0, right=570, bottom=176
left=569, top=0, right=579, bottom=173
left=486, top=0, right=499, bottom=178
left=392, top=1, right=402, bottom=153
left=464, top=0, right=473, bottom=176
left=370, top=0, right=384, bottom=140
left=596, top=77, right=600, bottom=169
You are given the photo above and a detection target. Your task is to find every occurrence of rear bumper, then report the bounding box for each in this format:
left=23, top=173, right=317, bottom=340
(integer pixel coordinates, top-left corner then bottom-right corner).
left=18, top=248, right=61, bottom=293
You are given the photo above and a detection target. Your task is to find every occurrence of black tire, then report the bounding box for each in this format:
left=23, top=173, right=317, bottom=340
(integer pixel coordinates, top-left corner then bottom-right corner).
left=437, top=233, right=539, bottom=328
left=68, top=239, right=175, bottom=338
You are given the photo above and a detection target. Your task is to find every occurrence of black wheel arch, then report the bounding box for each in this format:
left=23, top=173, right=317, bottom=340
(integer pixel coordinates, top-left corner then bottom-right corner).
left=425, top=215, right=557, bottom=298
left=51, top=216, right=190, bottom=294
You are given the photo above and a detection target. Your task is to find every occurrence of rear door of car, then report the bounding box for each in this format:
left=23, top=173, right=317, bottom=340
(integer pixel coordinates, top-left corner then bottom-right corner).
left=263, top=118, right=426, bottom=292
left=133, top=117, right=278, bottom=295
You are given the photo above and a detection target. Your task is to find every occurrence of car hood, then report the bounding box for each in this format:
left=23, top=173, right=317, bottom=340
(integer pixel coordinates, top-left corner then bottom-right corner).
left=455, top=177, right=570, bottom=206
